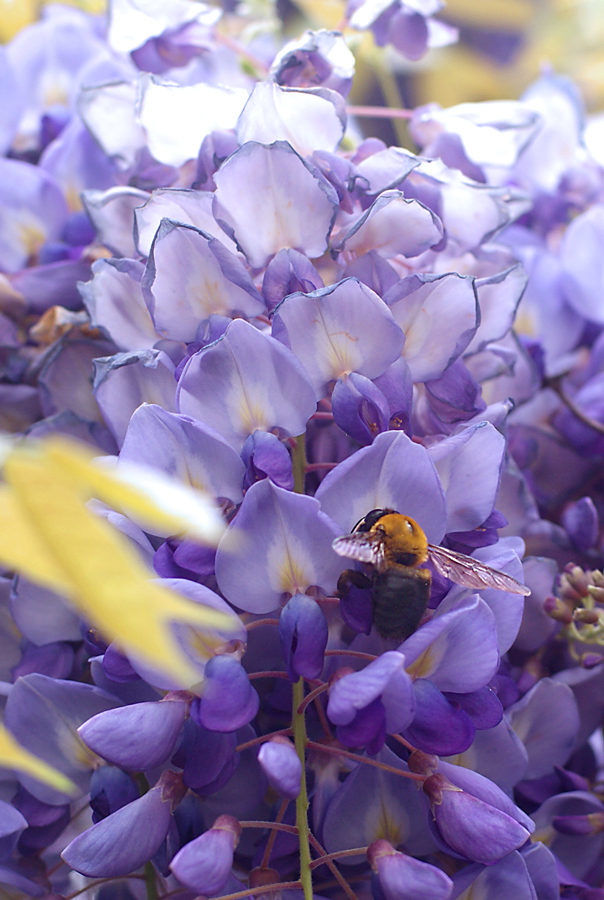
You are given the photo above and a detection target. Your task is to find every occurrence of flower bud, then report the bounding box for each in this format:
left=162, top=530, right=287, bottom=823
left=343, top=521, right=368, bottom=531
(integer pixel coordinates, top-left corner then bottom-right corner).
left=368, top=840, right=453, bottom=900
left=78, top=697, right=188, bottom=771
left=258, top=736, right=302, bottom=799
left=61, top=771, right=183, bottom=876
left=553, top=813, right=604, bottom=835
left=423, top=773, right=531, bottom=865
left=170, top=814, right=241, bottom=894
left=279, top=593, right=328, bottom=681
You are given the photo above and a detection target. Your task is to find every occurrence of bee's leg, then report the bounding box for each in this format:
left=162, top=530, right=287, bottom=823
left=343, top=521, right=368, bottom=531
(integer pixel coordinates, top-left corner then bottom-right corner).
left=337, top=569, right=372, bottom=595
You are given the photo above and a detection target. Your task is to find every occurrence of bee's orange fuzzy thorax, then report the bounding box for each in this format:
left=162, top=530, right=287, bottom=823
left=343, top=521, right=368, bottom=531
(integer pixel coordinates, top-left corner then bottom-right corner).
left=373, top=513, right=429, bottom=565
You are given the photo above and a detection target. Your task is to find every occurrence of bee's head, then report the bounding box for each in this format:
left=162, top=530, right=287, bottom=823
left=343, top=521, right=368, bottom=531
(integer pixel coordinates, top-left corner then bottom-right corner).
left=367, top=511, right=428, bottom=567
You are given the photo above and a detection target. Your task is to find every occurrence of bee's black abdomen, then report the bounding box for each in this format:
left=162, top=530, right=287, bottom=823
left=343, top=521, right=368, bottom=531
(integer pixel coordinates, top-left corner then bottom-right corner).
left=372, top=567, right=431, bottom=642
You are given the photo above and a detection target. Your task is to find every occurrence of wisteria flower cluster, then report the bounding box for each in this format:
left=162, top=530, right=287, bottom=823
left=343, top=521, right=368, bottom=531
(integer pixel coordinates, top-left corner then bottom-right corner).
left=2, top=2, right=604, bottom=900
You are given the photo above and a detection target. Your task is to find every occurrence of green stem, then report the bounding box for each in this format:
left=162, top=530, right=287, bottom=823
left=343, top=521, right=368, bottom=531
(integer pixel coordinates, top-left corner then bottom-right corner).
left=291, top=434, right=307, bottom=494
left=293, top=677, right=313, bottom=900
left=375, top=65, right=408, bottom=146
left=144, top=862, right=158, bottom=900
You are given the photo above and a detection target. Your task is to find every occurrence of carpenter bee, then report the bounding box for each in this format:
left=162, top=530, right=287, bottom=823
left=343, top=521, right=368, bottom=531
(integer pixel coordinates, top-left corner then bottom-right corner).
left=332, top=509, right=530, bottom=642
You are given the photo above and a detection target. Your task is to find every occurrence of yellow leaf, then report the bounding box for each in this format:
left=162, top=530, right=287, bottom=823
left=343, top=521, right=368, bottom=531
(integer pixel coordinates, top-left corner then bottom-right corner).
left=1, top=445, right=236, bottom=687
left=0, top=485, right=71, bottom=593
left=0, top=723, right=77, bottom=794
left=45, top=438, right=226, bottom=544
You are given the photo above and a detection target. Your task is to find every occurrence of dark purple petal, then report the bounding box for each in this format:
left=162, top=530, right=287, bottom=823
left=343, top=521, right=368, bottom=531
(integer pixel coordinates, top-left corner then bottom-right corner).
left=193, top=656, right=259, bottom=732
left=279, top=593, right=328, bottom=681
left=404, top=679, right=475, bottom=755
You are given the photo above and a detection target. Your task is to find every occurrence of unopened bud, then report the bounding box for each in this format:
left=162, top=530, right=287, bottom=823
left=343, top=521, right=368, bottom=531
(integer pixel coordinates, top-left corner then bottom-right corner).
left=544, top=595, right=573, bottom=624
left=580, top=652, right=604, bottom=669
left=553, top=813, right=604, bottom=836
left=574, top=608, right=601, bottom=625
left=589, top=586, right=604, bottom=604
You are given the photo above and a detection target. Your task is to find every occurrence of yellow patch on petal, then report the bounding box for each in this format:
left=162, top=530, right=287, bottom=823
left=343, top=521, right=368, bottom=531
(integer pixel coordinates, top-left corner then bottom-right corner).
left=0, top=724, right=77, bottom=794
left=405, top=645, right=437, bottom=680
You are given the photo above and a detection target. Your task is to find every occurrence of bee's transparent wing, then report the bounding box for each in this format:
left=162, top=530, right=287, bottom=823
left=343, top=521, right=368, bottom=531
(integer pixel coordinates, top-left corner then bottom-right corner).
left=428, top=544, right=531, bottom=596
left=332, top=532, right=385, bottom=569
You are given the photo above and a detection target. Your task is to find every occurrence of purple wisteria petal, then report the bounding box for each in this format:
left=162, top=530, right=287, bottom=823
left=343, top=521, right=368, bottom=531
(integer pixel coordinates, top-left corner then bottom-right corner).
left=80, top=258, right=162, bottom=351
left=445, top=718, right=529, bottom=792
left=4, top=674, right=121, bottom=804
left=78, top=81, right=146, bottom=171
left=62, top=778, right=175, bottom=876
left=89, top=766, right=139, bottom=822
left=241, top=431, right=294, bottom=491
left=271, top=29, right=355, bottom=96
left=39, top=118, right=117, bottom=203
left=262, top=248, right=324, bottom=311
left=315, top=429, right=447, bottom=541
left=514, top=556, right=557, bottom=653
left=107, top=0, right=219, bottom=54
left=12, top=641, right=74, bottom=681
left=507, top=679, right=580, bottom=780
left=78, top=698, right=188, bottom=771
left=81, top=185, right=150, bottom=258
left=257, top=736, right=302, bottom=799
left=213, top=141, right=338, bottom=268
left=530, top=791, right=604, bottom=880
left=120, top=404, right=245, bottom=503
left=402, top=594, right=499, bottom=693
left=143, top=221, right=264, bottom=340
left=560, top=204, right=604, bottom=324
left=322, top=745, right=435, bottom=860
left=562, top=496, right=599, bottom=552
left=368, top=840, right=453, bottom=900
left=138, top=78, right=248, bottom=168
left=93, top=349, right=177, bottom=446
left=354, top=146, right=420, bottom=195
left=272, top=277, right=404, bottom=398
left=466, top=265, right=528, bottom=354
left=427, top=422, right=505, bottom=533
left=11, top=578, right=82, bottom=645
left=0, top=802, right=27, bottom=861
left=134, top=188, right=238, bottom=257
left=193, top=656, right=259, bottom=732
left=177, top=719, right=238, bottom=794
left=177, top=319, right=317, bottom=451
left=0, top=46, right=20, bottom=155
left=0, top=158, right=68, bottom=272
left=450, top=851, right=536, bottom=900
left=279, top=593, right=328, bottom=680
left=423, top=773, right=531, bottom=865
left=384, top=272, right=479, bottom=382
left=446, top=539, right=527, bottom=653
left=327, top=651, right=413, bottom=733
left=411, top=101, right=540, bottom=172
left=404, top=679, right=475, bottom=755
left=215, top=478, right=345, bottom=613
left=236, top=81, right=345, bottom=157
left=333, top=190, right=443, bottom=259
left=170, top=815, right=240, bottom=894
left=331, top=372, right=390, bottom=444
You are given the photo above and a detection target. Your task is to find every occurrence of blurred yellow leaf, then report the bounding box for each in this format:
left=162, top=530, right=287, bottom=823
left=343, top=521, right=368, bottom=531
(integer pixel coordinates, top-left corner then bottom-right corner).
left=0, top=439, right=234, bottom=687
left=0, top=723, right=77, bottom=794
left=46, top=438, right=225, bottom=544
